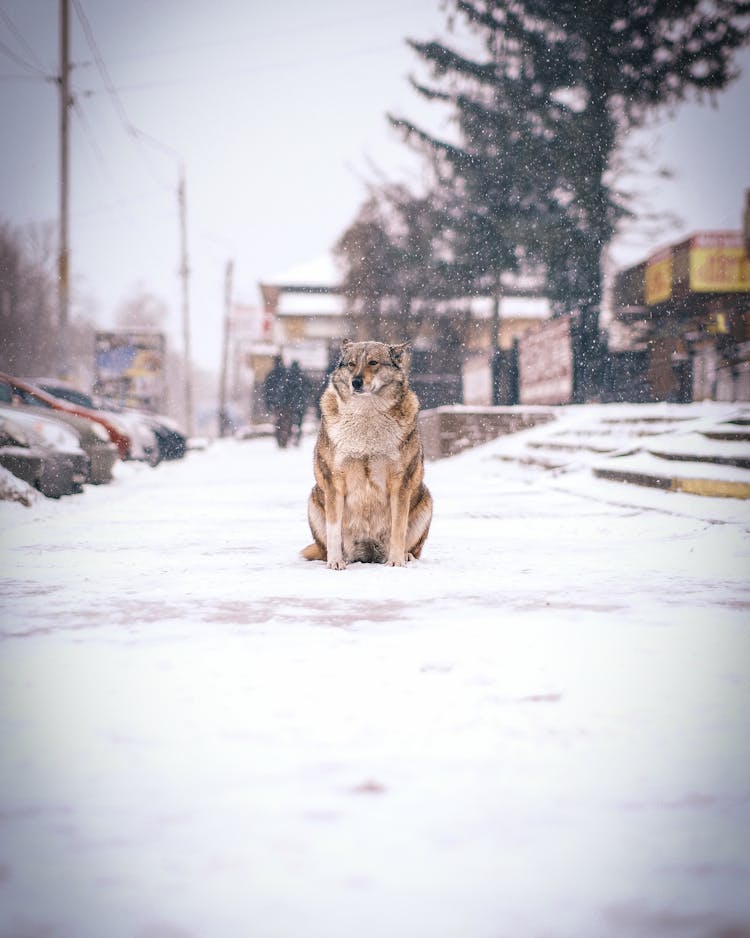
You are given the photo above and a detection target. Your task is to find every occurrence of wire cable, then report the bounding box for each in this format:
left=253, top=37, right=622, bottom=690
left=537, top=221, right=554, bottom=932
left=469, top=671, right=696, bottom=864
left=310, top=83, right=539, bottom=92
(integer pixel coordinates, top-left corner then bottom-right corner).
left=71, top=0, right=180, bottom=191
left=0, top=8, right=47, bottom=78
left=71, top=0, right=133, bottom=134
left=0, top=37, right=47, bottom=76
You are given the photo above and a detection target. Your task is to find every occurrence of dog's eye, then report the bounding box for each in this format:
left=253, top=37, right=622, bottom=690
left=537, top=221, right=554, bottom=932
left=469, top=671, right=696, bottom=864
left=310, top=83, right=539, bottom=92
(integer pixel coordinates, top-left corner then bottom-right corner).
left=368, top=360, right=379, bottom=367
left=347, top=361, right=355, bottom=369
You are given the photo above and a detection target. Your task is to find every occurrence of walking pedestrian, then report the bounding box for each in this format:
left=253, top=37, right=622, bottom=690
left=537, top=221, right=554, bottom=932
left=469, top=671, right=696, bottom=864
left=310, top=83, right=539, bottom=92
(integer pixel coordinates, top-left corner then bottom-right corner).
left=263, top=355, right=293, bottom=448
left=287, top=360, right=311, bottom=445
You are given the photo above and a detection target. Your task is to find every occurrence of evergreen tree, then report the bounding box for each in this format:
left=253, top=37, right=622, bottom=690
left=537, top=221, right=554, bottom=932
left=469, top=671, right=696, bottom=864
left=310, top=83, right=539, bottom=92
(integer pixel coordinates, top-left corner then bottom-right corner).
left=334, top=185, right=458, bottom=340
left=388, top=0, right=750, bottom=397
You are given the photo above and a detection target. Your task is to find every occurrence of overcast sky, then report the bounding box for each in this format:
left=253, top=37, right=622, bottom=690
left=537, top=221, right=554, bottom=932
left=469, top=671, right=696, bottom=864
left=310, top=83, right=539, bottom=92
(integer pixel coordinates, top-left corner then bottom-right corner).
left=1, top=1, right=749, bottom=373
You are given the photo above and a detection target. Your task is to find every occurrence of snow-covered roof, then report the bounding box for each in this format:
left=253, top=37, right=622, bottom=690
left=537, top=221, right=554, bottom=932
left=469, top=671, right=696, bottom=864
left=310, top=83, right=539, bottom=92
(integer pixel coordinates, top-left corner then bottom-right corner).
left=500, top=296, right=550, bottom=319
left=274, top=291, right=550, bottom=320
left=268, top=255, right=342, bottom=289
left=416, top=295, right=550, bottom=320
left=276, top=291, right=347, bottom=317
left=419, top=296, right=494, bottom=318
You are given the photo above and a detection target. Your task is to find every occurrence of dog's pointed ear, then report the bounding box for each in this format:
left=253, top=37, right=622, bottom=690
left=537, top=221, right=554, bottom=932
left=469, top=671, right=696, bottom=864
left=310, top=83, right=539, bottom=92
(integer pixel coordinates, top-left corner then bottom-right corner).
left=338, top=339, right=353, bottom=366
left=389, top=342, right=411, bottom=370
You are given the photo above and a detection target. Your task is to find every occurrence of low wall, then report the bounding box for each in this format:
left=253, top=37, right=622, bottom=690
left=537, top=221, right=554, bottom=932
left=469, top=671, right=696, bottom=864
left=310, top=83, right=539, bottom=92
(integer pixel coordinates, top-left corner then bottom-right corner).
left=419, top=406, right=556, bottom=460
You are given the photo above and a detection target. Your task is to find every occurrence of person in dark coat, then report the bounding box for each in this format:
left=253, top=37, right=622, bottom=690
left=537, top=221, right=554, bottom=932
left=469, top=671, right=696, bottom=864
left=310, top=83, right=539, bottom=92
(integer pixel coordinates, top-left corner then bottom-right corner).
left=287, top=360, right=311, bottom=445
left=263, top=356, right=293, bottom=448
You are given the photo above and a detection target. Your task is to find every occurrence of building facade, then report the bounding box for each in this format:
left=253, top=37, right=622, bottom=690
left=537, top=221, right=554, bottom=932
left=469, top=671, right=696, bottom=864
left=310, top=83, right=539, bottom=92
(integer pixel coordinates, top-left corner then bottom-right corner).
left=251, top=258, right=552, bottom=413
left=610, top=231, right=750, bottom=402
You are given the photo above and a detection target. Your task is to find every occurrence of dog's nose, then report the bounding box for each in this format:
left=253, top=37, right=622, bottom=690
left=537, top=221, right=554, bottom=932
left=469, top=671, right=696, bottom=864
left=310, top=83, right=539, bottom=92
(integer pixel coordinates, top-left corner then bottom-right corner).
left=352, top=375, right=364, bottom=391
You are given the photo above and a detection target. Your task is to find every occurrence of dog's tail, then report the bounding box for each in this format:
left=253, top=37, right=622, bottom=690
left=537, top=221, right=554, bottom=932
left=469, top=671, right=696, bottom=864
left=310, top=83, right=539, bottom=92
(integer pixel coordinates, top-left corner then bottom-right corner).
left=301, top=542, right=325, bottom=561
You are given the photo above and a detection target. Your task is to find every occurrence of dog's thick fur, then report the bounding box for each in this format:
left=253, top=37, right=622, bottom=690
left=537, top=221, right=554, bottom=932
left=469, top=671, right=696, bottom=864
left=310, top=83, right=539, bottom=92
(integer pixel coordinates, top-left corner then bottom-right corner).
left=302, top=340, right=432, bottom=570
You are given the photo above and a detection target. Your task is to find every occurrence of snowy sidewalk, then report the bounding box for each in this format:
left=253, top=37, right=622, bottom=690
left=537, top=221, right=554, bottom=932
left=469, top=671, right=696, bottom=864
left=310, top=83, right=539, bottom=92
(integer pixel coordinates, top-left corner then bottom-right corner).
left=1, top=434, right=749, bottom=938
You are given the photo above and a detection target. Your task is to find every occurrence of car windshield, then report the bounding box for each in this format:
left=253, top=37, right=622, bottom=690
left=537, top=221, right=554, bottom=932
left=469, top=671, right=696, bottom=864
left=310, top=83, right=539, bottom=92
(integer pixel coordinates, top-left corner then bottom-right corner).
left=0, top=380, right=48, bottom=408
left=38, top=384, right=95, bottom=408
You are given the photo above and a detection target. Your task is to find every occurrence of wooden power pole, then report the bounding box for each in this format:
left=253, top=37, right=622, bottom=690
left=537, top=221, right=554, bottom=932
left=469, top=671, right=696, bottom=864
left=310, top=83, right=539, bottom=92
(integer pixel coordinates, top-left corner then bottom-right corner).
left=58, top=0, right=71, bottom=340
left=178, top=169, right=193, bottom=436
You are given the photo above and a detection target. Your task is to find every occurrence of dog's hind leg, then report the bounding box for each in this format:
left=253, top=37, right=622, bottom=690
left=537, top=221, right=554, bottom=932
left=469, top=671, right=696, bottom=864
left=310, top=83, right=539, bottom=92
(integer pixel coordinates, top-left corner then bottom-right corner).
left=301, top=542, right=325, bottom=561
left=406, top=486, right=433, bottom=560
left=302, top=485, right=327, bottom=561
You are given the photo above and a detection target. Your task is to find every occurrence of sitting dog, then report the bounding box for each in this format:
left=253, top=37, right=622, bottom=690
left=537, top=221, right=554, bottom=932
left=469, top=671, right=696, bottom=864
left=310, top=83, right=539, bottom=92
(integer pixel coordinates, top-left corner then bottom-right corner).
left=301, top=340, right=433, bottom=570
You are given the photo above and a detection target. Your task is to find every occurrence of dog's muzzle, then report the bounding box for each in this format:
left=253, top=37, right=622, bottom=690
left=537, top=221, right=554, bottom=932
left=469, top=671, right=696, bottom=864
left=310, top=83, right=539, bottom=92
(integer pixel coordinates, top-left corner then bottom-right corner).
left=352, top=376, right=364, bottom=392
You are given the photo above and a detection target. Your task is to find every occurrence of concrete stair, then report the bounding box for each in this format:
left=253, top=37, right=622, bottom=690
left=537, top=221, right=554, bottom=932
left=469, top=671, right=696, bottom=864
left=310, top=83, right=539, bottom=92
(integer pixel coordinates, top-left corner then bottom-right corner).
left=487, top=404, right=750, bottom=500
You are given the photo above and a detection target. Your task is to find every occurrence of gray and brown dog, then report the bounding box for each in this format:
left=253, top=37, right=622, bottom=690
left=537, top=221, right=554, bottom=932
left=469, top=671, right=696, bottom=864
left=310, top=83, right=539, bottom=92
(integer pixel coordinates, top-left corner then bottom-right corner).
left=301, top=340, right=433, bottom=570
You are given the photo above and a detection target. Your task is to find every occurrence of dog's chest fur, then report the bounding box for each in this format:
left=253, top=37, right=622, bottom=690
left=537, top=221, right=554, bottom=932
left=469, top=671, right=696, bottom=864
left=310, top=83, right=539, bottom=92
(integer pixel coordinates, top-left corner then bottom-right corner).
left=325, top=397, right=407, bottom=465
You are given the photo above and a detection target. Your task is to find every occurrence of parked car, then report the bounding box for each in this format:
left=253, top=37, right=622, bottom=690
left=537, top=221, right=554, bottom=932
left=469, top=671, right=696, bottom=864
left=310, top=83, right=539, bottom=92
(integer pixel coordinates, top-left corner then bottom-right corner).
left=0, top=462, right=38, bottom=506
left=33, top=380, right=184, bottom=464
left=104, top=408, right=159, bottom=465
left=0, top=415, right=43, bottom=494
left=0, top=372, right=131, bottom=459
left=2, top=401, right=118, bottom=484
left=137, top=412, right=187, bottom=461
left=27, top=377, right=158, bottom=461
left=0, top=408, right=89, bottom=497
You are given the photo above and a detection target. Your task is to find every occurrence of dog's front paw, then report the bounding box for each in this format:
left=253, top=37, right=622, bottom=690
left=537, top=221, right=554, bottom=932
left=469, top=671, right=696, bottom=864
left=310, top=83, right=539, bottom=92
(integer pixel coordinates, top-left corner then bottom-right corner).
left=386, top=554, right=407, bottom=567
left=327, top=558, right=347, bottom=571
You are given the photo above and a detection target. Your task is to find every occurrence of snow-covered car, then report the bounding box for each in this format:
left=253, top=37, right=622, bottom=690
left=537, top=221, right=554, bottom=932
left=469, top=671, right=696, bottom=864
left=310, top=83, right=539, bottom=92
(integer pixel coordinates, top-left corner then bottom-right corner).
left=108, top=409, right=160, bottom=465
left=2, top=401, right=118, bottom=484
left=0, top=409, right=89, bottom=497
left=0, top=462, right=38, bottom=505
left=33, top=380, right=180, bottom=465
left=0, top=373, right=131, bottom=460
left=138, top=413, right=187, bottom=461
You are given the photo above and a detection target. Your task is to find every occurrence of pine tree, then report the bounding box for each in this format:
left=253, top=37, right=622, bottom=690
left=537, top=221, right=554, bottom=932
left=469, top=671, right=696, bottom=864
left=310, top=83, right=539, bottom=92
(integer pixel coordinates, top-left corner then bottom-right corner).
left=334, top=185, right=460, bottom=340
left=389, top=0, right=750, bottom=397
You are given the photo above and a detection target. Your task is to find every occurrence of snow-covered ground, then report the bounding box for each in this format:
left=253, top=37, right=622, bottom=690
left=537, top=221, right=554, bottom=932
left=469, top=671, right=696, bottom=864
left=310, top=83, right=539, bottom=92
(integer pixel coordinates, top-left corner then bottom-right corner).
left=1, top=418, right=749, bottom=938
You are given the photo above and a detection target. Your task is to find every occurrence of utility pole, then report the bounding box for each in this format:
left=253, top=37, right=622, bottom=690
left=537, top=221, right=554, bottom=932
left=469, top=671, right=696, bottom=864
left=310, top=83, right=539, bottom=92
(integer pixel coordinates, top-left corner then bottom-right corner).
left=178, top=169, right=193, bottom=437
left=58, top=0, right=71, bottom=347
left=218, top=260, right=234, bottom=437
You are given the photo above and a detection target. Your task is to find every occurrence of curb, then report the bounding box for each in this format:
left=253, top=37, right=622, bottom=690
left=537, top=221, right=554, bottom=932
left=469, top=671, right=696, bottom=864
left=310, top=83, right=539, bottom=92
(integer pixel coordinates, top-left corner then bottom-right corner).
left=593, top=467, right=750, bottom=500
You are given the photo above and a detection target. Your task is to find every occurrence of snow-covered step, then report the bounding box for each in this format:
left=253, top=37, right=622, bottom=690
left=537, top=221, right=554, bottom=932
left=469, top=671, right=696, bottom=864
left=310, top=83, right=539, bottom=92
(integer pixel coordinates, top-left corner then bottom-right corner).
left=643, top=431, right=750, bottom=469
left=599, top=416, right=694, bottom=427
left=593, top=451, right=750, bottom=500
left=493, top=451, right=567, bottom=471
left=526, top=438, right=634, bottom=456
left=701, top=427, right=750, bottom=443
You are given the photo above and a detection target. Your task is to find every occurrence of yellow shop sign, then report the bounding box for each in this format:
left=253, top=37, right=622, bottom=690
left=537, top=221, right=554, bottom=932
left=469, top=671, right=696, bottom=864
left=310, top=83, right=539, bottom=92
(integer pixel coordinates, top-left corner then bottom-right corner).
left=645, top=247, right=672, bottom=305
left=690, top=232, right=750, bottom=293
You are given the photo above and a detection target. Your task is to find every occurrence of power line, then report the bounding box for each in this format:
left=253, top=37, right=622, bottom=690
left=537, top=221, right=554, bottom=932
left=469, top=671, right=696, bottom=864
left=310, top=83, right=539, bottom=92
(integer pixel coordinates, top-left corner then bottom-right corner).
left=0, top=71, right=52, bottom=82
left=70, top=0, right=132, bottom=135
left=95, top=3, right=420, bottom=68
left=0, top=37, right=47, bottom=76
left=71, top=95, right=112, bottom=179
left=78, top=40, right=407, bottom=98
left=0, top=7, right=48, bottom=74
left=71, top=0, right=179, bottom=192
left=71, top=92, right=176, bottom=216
